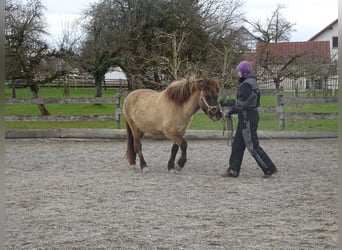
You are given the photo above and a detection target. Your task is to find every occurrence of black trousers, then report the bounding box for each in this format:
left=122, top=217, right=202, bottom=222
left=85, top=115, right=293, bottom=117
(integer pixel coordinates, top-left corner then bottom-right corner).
left=228, top=110, right=277, bottom=175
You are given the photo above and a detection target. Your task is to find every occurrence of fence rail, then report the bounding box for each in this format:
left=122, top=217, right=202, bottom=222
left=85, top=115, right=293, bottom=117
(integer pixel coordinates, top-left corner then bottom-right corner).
left=5, top=88, right=337, bottom=130
left=5, top=91, right=128, bottom=128
left=276, top=87, right=337, bottom=129
left=6, top=97, right=120, bottom=105
left=5, top=115, right=118, bottom=122
left=281, top=96, right=338, bottom=104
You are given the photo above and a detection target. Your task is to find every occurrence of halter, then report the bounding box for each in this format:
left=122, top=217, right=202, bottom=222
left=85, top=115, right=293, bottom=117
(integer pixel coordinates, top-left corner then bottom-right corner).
left=200, top=92, right=219, bottom=115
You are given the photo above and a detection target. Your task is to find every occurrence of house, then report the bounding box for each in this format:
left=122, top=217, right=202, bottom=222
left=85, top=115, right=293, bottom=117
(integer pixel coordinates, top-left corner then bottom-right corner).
left=238, top=26, right=261, bottom=51
left=254, top=41, right=332, bottom=90
left=240, top=19, right=338, bottom=91
left=308, top=19, right=338, bottom=61
left=256, top=41, right=331, bottom=64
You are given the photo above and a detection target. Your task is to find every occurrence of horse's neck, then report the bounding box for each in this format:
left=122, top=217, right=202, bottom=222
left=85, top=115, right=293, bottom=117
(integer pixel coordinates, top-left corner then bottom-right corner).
left=183, top=90, right=201, bottom=117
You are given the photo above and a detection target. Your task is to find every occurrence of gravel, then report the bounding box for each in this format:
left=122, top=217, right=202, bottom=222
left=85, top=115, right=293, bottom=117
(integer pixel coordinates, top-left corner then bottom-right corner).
left=5, top=138, right=338, bottom=249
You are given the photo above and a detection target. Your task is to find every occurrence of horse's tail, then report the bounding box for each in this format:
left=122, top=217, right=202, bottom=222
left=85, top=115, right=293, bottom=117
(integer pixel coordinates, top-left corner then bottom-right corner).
left=125, top=121, right=136, bottom=165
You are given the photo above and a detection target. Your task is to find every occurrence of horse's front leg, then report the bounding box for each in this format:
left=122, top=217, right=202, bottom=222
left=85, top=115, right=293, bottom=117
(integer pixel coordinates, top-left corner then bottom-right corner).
left=134, top=138, right=147, bottom=170
left=168, top=143, right=179, bottom=171
left=176, top=139, right=187, bottom=171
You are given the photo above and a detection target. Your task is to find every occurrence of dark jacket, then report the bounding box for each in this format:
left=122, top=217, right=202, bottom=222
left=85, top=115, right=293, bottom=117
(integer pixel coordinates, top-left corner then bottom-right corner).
left=230, top=73, right=260, bottom=115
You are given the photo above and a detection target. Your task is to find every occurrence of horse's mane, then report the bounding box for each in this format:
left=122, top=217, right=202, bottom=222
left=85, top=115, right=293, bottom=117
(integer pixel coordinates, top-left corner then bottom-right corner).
left=164, top=78, right=200, bottom=105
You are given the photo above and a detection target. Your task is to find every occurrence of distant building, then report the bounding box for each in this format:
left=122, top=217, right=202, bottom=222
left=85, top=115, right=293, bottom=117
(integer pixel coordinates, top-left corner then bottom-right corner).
left=105, top=67, right=127, bottom=80
left=104, top=67, right=128, bottom=88
left=239, top=19, right=339, bottom=91
left=238, top=26, right=261, bottom=51
left=254, top=41, right=333, bottom=90
left=308, top=19, right=338, bottom=61
left=256, top=41, right=331, bottom=64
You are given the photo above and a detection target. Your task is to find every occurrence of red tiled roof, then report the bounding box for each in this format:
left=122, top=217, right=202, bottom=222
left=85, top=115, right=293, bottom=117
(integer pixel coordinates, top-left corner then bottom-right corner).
left=255, top=41, right=331, bottom=64
left=308, top=19, right=338, bottom=41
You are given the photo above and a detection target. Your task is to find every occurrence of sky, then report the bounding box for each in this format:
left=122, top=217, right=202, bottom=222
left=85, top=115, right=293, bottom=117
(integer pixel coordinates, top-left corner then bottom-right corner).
left=42, top=0, right=338, bottom=44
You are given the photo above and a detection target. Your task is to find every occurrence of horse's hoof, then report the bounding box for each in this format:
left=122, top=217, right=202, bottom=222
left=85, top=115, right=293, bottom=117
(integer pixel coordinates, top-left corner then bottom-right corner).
left=168, top=168, right=177, bottom=173
left=175, top=166, right=183, bottom=171
left=141, top=167, right=150, bottom=173
left=127, top=164, right=136, bottom=170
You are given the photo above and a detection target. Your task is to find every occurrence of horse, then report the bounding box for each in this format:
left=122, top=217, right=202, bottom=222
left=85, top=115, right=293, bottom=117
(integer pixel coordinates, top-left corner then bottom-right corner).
left=123, top=77, right=222, bottom=172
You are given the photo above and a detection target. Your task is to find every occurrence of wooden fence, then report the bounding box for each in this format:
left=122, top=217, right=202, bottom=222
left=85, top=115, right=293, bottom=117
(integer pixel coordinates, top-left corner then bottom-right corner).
left=276, top=87, right=338, bottom=130
left=222, top=87, right=337, bottom=130
left=5, top=91, right=128, bottom=129
left=5, top=88, right=337, bottom=130
left=45, top=79, right=128, bottom=89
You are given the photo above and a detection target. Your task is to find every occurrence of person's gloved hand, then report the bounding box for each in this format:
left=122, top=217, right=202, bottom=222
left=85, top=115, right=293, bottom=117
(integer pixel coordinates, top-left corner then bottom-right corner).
left=220, top=99, right=236, bottom=107
left=226, top=111, right=233, bottom=119
left=219, top=98, right=226, bottom=106
left=226, top=99, right=236, bottom=106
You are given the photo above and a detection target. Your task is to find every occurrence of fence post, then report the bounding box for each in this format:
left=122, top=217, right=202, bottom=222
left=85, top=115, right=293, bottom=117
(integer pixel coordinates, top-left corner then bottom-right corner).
left=115, top=91, right=123, bottom=129
left=278, top=86, right=285, bottom=130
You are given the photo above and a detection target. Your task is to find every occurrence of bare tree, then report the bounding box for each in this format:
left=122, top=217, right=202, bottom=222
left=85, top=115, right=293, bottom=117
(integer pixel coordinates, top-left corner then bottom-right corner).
left=243, top=4, right=299, bottom=92
left=78, top=0, right=124, bottom=97
left=245, top=4, right=295, bottom=43
left=151, top=30, right=187, bottom=81
left=5, top=0, right=69, bottom=114
left=195, top=0, right=246, bottom=87
left=302, top=56, right=337, bottom=96
left=52, top=19, right=84, bottom=97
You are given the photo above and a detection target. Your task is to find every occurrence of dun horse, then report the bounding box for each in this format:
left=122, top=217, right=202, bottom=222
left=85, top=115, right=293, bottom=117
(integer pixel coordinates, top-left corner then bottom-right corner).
left=123, top=77, right=222, bottom=171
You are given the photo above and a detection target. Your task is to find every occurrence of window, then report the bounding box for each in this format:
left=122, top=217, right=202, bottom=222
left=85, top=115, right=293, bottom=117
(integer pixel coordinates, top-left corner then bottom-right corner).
left=332, top=36, right=338, bottom=48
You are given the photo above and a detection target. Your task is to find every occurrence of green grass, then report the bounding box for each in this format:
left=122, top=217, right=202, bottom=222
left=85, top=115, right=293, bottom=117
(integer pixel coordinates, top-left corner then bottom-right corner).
left=5, top=87, right=116, bottom=98
left=285, top=103, right=338, bottom=113
left=6, top=103, right=115, bottom=116
left=5, top=87, right=338, bottom=131
left=6, top=121, right=117, bottom=129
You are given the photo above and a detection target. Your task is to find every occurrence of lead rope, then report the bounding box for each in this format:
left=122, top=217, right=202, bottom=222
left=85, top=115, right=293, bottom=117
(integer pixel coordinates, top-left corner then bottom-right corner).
left=219, top=89, right=234, bottom=146
left=225, top=114, right=234, bottom=146
left=220, top=105, right=234, bottom=146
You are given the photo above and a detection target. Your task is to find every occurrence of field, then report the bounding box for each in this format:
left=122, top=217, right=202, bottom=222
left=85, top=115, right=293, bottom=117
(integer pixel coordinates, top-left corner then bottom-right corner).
left=5, top=87, right=338, bottom=131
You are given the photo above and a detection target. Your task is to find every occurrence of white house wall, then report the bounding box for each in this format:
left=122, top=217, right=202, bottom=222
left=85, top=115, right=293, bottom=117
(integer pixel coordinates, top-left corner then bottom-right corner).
left=259, top=76, right=338, bottom=91
left=310, top=21, right=338, bottom=60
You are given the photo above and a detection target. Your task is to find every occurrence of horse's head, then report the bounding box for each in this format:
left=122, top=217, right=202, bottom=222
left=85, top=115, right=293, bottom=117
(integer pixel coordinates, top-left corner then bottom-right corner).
left=198, top=78, right=222, bottom=121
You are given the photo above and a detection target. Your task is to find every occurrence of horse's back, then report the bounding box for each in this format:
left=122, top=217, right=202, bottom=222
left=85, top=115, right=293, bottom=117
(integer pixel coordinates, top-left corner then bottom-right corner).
left=123, top=89, right=166, bottom=135
left=123, top=89, right=160, bottom=114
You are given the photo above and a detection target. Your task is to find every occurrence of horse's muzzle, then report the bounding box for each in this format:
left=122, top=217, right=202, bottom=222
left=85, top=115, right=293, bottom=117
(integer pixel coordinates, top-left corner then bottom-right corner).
left=215, top=110, right=223, bottom=120
left=209, top=109, right=222, bottom=121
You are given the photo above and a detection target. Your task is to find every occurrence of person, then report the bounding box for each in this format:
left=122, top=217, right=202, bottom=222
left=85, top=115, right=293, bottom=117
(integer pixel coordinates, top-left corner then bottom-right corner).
left=220, top=61, right=278, bottom=178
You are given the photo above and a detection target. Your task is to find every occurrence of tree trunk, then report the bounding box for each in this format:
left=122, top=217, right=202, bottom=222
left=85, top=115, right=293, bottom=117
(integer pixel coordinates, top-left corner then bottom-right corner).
left=63, top=76, right=70, bottom=97
left=274, top=79, right=280, bottom=90
left=11, top=80, right=16, bottom=98
left=94, top=74, right=103, bottom=98
left=95, top=81, right=102, bottom=97
left=323, top=77, right=328, bottom=96
left=272, top=78, right=282, bottom=105
left=311, top=77, right=316, bottom=97
left=30, top=84, right=51, bottom=116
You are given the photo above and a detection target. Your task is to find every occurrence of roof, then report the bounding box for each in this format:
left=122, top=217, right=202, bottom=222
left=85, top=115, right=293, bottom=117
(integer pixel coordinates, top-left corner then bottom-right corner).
left=308, top=19, right=338, bottom=41
left=238, top=26, right=261, bottom=41
left=255, top=41, right=331, bottom=64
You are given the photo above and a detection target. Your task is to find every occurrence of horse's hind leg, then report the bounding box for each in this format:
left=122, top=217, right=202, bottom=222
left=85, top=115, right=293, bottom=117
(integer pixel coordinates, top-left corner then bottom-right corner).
left=176, top=139, right=187, bottom=171
left=127, top=122, right=147, bottom=170
left=168, top=143, right=179, bottom=171
left=134, top=138, right=147, bottom=170
left=125, top=121, right=137, bottom=165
